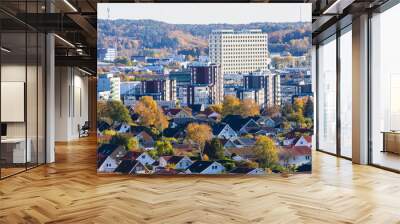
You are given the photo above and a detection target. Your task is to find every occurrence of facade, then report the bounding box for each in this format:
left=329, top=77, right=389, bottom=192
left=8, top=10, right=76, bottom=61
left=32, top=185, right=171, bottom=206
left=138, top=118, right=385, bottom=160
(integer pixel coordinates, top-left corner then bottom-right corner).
left=104, top=48, right=117, bottom=62
left=141, top=79, right=177, bottom=102
left=242, top=72, right=281, bottom=107
left=209, top=29, right=270, bottom=75
left=237, top=89, right=265, bottom=106
left=187, top=63, right=223, bottom=106
left=109, top=77, right=121, bottom=101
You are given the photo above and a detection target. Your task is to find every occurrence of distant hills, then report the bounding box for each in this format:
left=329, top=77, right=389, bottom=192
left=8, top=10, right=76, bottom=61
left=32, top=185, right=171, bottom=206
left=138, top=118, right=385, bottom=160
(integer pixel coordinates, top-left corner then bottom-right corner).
left=98, top=19, right=312, bottom=58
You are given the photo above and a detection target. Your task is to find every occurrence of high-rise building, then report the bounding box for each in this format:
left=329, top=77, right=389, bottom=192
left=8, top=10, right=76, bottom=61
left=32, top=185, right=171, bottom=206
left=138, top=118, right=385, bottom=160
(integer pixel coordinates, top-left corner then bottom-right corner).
left=141, top=79, right=176, bottom=102
left=109, top=77, right=121, bottom=101
left=187, top=63, right=223, bottom=106
left=237, top=89, right=265, bottom=106
left=103, top=48, right=117, bottom=62
left=243, top=72, right=281, bottom=107
left=209, top=29, right=270, bottom=75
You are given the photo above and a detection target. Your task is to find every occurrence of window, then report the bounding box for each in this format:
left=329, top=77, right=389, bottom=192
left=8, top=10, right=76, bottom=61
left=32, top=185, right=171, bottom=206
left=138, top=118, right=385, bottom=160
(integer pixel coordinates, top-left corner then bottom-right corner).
left=340, top=27, right=353, bottom=158
left=317, top=36, right=337, bottom=154
left=370, top=4, right=400, bottom=171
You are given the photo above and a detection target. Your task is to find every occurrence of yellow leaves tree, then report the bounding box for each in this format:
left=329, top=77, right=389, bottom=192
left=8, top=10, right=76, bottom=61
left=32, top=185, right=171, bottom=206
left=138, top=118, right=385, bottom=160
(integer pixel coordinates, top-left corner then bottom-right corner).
left=134, top=96, right=168, bottom=134
left=253, top=136, right=279, bottom=169
left=185, top=123, right=212, bottom=159
left=239, top=99, right=260, bottom=118
left=208, top=104, right=223, bottom=114
left=222, top=95, right=240, bottom=117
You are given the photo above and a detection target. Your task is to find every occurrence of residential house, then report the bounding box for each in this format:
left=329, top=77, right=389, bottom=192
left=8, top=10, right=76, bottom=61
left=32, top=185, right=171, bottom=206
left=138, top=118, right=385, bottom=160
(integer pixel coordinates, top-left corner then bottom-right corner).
left=159, top=156, right=193, bottom=170
left=114, top=160, right=149, bottom=174
left=279, top=146, right=312, bottom=168
left=294, top=136, right=312, bottom=147
left=115, top=122, right=131, bottom=133
left=256, top=117, right=276, bottom=128
left=238, top=119, right=261, bottom=135
left=97, top=144, right=127, bottom=173
left=212, top=123, right=237, bottom=139
left=224, top=137, right=256, bottom=149
left=185, top=161, right=225, bottom=174
left=230, top=167, right=265, bottom=175
left=222, top=115, right=260, bottom=134
left=135, top=131, right=155, bottom=150
left=165, top=108, right=194, bottom=125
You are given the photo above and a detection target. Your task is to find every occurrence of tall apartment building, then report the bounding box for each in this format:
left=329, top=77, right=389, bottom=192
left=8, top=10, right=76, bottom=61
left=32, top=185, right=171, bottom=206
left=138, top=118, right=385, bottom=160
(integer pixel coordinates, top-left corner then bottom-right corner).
left=109, top=77, right=121, bottom=101
left=187, top=63, right=223, bottom=106
left=209, top=29, right=270, bottom=75
left=104, top=48, right=117, bottom=62
left=141, top=78, right=176, bottom=102
left=243, top=72, right=281, bottom=107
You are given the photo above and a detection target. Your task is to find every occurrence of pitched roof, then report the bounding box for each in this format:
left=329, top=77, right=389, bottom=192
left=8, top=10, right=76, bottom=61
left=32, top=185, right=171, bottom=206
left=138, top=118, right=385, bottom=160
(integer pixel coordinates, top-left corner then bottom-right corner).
left=222, top=115, right=255, bottom=131
left=97, top=144, right=126, bottom=168
left=114, top=160, right=140, bottom=173
left=211, top=123, right=228, bottom=135
left=163, top=126, right=186, bottom=138
left=97, top=121, right=111, bottom=132
left=122, top=151, right=142, bottom=160
left=162, top=155, right=187, bottom=164
left=97, top=144, right=120, bottom=157
left=230, top=167, right=256, bottom=174
left=188, top=104, right=204, bottom=113
left=236, top=138, right=256, bottom=147
left=280, top=146, right=311, bottom=157
left=136, top=131, right=154, bottom=143
left=164, top=108, right=182, bottom=116
left=187, top=161, right=214, bottom=173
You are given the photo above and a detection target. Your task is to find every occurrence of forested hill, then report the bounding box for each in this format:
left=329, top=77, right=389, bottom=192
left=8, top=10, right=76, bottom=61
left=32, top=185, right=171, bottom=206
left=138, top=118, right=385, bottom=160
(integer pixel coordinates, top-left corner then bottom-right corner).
left=98, top=19, right=312, bottom=57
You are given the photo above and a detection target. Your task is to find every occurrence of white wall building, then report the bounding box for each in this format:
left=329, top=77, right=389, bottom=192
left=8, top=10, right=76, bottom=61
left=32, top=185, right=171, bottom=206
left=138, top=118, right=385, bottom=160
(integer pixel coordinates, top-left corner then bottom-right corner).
left=104, top=48, right=117, bottom=62
left=209, top=29, right=270, bottom=75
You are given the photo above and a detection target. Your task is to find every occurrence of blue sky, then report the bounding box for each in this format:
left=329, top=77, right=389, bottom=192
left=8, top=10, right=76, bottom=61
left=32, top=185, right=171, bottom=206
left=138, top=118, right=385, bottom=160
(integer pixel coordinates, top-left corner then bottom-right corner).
left=98, top=3, right=311, bottom=24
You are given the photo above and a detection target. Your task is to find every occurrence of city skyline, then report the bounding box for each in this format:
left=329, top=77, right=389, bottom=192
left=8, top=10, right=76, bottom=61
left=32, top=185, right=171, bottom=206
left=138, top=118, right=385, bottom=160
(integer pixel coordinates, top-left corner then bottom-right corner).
left=98, top=3, right=312, bottom=24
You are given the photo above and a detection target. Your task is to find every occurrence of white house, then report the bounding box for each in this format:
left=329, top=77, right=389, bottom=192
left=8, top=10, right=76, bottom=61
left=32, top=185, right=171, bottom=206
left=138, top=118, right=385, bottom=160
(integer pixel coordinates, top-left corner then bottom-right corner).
left=279, top=146, right=312, bottom=168
left=213, top=124, right=237, bottom=140
left=136, top=152, right=155, bottom=165
left=98, top=146, right=127, bottom=173
left=185, top=161, right=225, bottom=174
left=294, top=136, right=312, bottom=147
left=159, top=156, right=193, bottom=170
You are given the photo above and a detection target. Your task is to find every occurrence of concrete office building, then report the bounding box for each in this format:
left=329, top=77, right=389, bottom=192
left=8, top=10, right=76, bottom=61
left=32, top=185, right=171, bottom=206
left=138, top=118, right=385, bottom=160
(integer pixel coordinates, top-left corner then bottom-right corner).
left=187, top=63, right=223, bottom=105
left=141, top=79, right=177, bottom=102
left=209, top=29, right=270, bottom=75
left=103, top=48, right=117, bottom=62
left=243, top=72, right=281, bottom=107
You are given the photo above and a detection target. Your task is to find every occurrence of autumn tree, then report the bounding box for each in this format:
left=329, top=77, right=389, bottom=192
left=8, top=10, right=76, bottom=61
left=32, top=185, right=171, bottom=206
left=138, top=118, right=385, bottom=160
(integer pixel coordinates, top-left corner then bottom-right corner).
left=98, top=100, right=132, bottom=125
left=222, top=95, right=240, bottom=117
left=154, top=139, right=174, bottom=156
left=185, top=123, right=212, bottom=159
left=253, top=136, right=279, bottom=169
left=134, top=96, right=168, bottom=135
left=154, top=109, right=169, bottom=135
left=204, top=138, right=225, bottom=160
left=264, top=105, right=281, bottom=118
left=239, top=99, right=260, bottom=117
left=207, top=104, right=223, bottom=114
left=110, top=134, right=138, bottom=151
